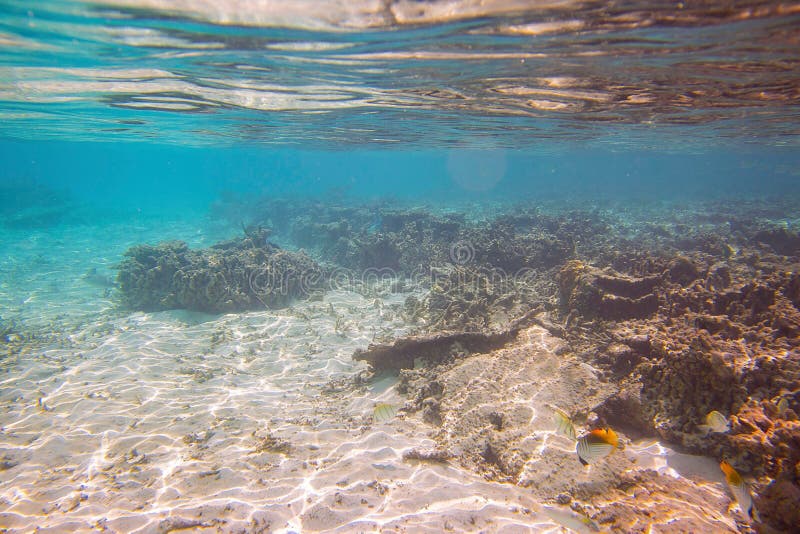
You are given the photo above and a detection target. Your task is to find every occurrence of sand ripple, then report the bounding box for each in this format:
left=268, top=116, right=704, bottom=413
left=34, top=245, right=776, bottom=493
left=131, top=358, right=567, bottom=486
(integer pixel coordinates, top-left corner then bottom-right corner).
left=0, top=291, right=554, bottom=532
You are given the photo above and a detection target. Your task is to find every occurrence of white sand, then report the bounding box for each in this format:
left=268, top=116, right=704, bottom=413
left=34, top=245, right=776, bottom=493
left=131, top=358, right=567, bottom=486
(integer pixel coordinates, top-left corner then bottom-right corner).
left=0, top=220, right=744, bottom=533
left=0, top=294, right=743, bottom=533
left=1, top=290, right=551, bottom=532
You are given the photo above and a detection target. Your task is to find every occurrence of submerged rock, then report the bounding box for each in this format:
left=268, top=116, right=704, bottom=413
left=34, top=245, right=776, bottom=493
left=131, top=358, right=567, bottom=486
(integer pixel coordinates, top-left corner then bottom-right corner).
left=0, top=181, right=76, bottom=229
left=758, top=474, right=800, bottom=532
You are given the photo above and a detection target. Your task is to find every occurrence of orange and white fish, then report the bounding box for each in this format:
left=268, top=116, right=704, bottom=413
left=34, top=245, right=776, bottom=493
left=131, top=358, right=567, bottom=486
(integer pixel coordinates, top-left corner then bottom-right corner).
left=720, top=460, right=759, bottom=522
left=576, top=428, right=619, bottom=466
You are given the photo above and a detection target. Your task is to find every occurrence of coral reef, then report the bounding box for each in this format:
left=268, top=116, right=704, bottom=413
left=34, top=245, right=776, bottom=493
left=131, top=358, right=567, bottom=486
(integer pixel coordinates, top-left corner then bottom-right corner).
left=274, top=198, right=796, bottom=533
left=117, top=229, right=323, bottom=313
left=560, top=248, right=799, bottom=532
left=214, top=198, right=576, bottom=275
left=142, top=194, right=799, bottom=531
left=405, top=264, right=557, bottom=332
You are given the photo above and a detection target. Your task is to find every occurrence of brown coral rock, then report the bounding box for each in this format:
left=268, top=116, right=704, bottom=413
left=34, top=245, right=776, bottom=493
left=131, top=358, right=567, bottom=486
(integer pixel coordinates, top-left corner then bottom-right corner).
left=578, top=252, right=800, bottom=534
left=558, top=261, right=661, bottom=320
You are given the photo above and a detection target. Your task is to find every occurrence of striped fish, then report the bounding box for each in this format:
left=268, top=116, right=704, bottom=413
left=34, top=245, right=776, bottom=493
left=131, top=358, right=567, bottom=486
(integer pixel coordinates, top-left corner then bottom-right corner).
left=720, top=461, right=759, bottom=522
left=552, top=406, right=577, bottom=441
left=576, top=428, right=619, bottom=466
left=373, top=403, right=397, bottom=423
left=698, top=410, right=729, bottom=434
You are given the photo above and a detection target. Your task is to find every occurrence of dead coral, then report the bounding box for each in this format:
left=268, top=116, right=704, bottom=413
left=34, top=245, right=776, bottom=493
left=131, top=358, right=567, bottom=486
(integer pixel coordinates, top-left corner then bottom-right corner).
left=558, top=260, right=661, bottom=321
left=402, top=447, right=452, bottom=463
left=117, top=236, right=323, bottom=313
left=251, top=430, right=292, bottom=455
left=414, top=264, right=556, bottom=333
left=576, top=251, right=800, bottom=534
left=754, top=228, right=800, bottom=256
left=353, top=308, right=543, bottom=371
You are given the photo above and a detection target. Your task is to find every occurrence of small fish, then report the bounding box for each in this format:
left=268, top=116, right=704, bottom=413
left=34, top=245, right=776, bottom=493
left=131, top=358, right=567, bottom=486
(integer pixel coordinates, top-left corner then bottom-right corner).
left=373, top=403, right=397, bottom=423
left=576, top=428, right=619, bottom=466
left=371, top=462, right=396, bottom=471
left=37, top=397, right=53, bottom=412
left=366, top=214, right=382, bottom=235
left=776, top=397, right=789, bottom=416
left=81, top=268, right=116, bottom=288
left=698, top=410, right=730, bottom=434
left=552, top=406, right=577, bottom=441
left=541, top=505, right=600, bottom=533
left=720, top=460, right=759, bottom=522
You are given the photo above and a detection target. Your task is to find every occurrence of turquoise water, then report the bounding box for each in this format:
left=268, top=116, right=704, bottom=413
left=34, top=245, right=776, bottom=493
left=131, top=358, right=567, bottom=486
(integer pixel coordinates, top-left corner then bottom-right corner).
left=1, top=1, right=799, bottom=214
left=1, top=2, right=799, bottom=533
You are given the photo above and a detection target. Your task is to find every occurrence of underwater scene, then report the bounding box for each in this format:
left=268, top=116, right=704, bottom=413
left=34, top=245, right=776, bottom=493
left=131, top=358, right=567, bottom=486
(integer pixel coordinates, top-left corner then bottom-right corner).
left=1, top=1, right=799, bottom=533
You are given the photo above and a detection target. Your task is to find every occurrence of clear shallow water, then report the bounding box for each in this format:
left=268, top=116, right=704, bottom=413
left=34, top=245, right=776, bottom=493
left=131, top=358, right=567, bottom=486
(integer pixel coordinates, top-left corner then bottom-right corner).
left=0, top=1, right=799, bottom=533
left=0, top=0, right=799, bottom=148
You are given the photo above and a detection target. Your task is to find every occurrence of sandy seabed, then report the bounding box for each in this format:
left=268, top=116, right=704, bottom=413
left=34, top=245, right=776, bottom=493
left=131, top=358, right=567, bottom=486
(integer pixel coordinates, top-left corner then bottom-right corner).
left=1, top=289, right=528, bottom=532
left=1, top=287, right=741, bottom=533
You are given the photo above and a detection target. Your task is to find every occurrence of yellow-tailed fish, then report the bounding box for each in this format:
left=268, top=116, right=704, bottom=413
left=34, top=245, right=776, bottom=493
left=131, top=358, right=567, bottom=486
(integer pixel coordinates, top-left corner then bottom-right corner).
left=776, top=397, right=788, bottom=416
left=720, top=460, right=759, bottom=521
left=698, top=410, right=730, bottom=434
left=373, top=403, right=397, bottom=423
left=541, top=505, right=600, bottom=533
left=576, top=428, right=619, bottom=466
left=552, top=406, right=577, bottom=441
